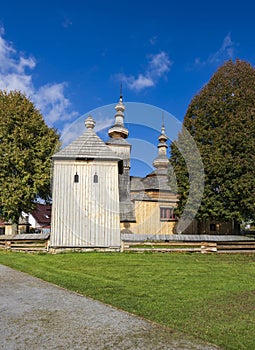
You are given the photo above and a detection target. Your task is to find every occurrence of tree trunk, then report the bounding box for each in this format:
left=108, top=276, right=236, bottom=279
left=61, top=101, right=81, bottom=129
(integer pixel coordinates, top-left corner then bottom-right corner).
left=197, top=219, right=206, bottom=234
left=233, top=220, right=240, bottom=235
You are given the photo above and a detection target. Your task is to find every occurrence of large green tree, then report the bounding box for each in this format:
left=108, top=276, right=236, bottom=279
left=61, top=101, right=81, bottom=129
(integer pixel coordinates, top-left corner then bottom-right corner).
left=170, top=59, right=255, bottom=233
left=0, top=90, right=59, bottom=226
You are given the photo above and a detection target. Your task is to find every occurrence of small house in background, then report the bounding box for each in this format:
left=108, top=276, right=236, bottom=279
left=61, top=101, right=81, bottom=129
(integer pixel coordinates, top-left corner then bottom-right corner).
left=28, top=204, right=52, bottom=233
left=2, top=213, right=30, bottom=236
left=0, top=206, right=50, bottom=236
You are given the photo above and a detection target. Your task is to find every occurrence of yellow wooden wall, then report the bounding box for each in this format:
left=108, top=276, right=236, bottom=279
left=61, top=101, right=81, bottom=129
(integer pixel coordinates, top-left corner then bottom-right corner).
left=121, top=200, right=177, bottom=235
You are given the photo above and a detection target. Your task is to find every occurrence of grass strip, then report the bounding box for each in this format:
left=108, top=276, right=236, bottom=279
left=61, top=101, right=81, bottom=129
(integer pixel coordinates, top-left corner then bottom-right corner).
left=0, top=251, right=254, bottom=350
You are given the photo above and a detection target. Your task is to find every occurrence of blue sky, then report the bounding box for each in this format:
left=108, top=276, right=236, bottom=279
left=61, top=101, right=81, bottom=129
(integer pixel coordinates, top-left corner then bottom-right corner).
left=1, top=0, right=255, bottom=175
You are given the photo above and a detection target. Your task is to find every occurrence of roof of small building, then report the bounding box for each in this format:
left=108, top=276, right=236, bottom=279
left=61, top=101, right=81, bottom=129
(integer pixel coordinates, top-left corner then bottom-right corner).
left=30, top=204, right=52, bottom=227
left=143, top=171, right=171, bottom=192
left=4, top=213, right=30, bottom=226
left=53, top=116, right=120, bottom=161
left=131, top=168, right=171, bottom=192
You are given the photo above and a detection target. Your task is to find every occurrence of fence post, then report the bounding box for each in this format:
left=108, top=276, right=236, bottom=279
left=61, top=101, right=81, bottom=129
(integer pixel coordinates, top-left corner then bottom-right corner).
left=201, top=242, right=217, bottom=253
left=5, top=241, right=11, bottom=251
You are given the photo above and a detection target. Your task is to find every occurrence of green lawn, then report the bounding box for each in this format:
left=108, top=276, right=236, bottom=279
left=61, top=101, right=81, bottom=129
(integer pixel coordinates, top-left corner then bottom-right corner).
left=0, top=251, right=254, bottom=350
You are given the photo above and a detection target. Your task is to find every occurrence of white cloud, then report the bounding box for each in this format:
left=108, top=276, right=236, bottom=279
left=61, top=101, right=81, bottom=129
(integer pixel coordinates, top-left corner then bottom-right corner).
left=208, top=33, right=235, bottom=64
left=192, top=33, right=236, bottom=68
left=94, top=116, right=113, bottom=133
left=149, top=36, right=157, bottom=46
left=0, top=27, right=78, bottom=126
left=17, top=56, right=36, bottom=72
left=121, top=74, right=155, bottom=91
left=0, top=73, right=33, bottom=95
left=148, top=51, right=171, bottom=77
left=116, top=51, right=173, bottom=92
left=33, top=83, right=78, bottom=124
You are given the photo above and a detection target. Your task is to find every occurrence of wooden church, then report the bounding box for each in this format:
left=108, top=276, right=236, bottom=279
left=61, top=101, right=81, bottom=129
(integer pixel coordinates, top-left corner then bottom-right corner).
left=50, top=95, right=178, bottom=251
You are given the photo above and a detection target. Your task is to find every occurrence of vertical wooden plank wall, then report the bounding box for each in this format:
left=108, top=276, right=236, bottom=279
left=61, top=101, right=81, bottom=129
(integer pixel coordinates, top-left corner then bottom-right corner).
left=51, top=160, right=120, bottom=248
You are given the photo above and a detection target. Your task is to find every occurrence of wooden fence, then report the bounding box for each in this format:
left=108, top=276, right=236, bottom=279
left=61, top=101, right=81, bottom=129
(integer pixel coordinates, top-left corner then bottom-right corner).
left=0, top=235, right=255, bottom=254
left=0, top=234, right=50, bottom=252
left=122, top=240, right=255, bottom=253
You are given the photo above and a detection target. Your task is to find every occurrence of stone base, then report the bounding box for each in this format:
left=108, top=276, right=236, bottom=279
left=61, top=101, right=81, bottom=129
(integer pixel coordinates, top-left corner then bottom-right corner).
left=49, top=246, right=121, bottom=253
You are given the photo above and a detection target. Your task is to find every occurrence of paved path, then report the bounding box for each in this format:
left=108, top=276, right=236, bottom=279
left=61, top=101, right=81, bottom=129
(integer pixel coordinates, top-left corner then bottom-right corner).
left=0, top=265, right=220, bottom=350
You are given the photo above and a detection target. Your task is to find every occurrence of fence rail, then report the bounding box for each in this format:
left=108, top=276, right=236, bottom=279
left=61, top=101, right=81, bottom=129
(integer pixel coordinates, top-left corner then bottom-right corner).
left=0, top=236, right=255, bottom=254
left=122, top=240, right=255, bottom=253
left=0, top=236, right=49, bottom=252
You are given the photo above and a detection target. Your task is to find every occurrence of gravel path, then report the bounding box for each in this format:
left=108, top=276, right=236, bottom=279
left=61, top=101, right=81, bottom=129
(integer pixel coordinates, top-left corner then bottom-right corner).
left=0, top=264, right=220, bottom=350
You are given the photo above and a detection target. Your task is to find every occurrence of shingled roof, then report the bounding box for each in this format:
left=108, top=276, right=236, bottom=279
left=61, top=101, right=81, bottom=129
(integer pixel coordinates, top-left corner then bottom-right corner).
left=131, top=168, right=172, bottom=193
left=31, top=204, right=52, bottom=227
left=53, top=116, right=120, bottom=161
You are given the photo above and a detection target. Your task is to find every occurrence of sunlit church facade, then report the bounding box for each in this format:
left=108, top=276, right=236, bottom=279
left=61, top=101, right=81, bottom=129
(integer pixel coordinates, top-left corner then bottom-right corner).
left=50, top=95, right=232, bottom=251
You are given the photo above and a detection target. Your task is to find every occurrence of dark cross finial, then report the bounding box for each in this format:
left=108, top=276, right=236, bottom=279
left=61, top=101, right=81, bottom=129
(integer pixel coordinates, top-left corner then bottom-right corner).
left=161, top=111, right=166, bottom=136
left=120, top=81, right=123, bottom=101
left=162, top=111, right=165, bottom=128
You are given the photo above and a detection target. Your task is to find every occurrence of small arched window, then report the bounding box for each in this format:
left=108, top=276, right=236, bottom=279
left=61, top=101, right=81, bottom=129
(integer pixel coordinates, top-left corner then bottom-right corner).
left=93, top=173, right=98, bottom=183
left=74, top=172, right=79, bottom=183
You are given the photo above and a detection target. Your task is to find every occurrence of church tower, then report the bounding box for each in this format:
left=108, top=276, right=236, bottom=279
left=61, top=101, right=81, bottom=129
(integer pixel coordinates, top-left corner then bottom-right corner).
left=50, top=115, right=121, bottom=251
left=153, top=119, right=169, bottom=171
left=106, top=91, right=135, bottom=222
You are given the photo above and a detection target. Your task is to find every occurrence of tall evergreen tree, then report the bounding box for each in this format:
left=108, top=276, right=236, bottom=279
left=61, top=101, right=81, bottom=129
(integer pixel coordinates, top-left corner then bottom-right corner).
left=170, top=59, right=255, bottom=233
left=0, top=90, right=59, bottom=226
